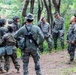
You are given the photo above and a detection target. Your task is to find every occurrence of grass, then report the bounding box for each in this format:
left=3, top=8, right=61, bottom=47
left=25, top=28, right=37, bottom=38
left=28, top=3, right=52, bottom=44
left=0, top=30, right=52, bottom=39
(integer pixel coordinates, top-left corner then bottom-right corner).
left=61, top=67, right=76, bottom=75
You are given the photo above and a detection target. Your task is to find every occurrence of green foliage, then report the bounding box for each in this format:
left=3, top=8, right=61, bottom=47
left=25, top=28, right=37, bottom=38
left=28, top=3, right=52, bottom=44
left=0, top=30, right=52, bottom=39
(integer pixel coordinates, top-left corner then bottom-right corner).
left=0, top=0, right=76, bottom=56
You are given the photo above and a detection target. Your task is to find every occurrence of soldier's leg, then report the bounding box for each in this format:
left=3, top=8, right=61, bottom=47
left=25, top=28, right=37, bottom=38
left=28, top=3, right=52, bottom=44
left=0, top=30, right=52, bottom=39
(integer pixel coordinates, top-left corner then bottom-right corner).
left=31, top=50, right=41, bottom=75
left=59, top=36, right=64, bottom=49
left=53, top=33, right=58, bottom=50
left=39, top=41, right=44, bottom=53
left=69, top=44, right=75, bottom=62
left=10, top=49, right=20, bottom=72
left=4, top=55, right=10, bottom=72
left=46, top=38, right=52, bottom=52
left=0, top=56, right=3, bottom=72
left=67, top=44, right=75, bottom=62
left=10, top=46, right=20, bottom=72
left=22, top=51, right=30, bottom=75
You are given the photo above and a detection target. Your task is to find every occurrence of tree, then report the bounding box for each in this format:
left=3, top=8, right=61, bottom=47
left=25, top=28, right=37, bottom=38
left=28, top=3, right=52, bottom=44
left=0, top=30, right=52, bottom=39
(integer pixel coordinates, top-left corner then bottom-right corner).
left=37, top=0, right=43, bottom=21
left=22, top=0, right=29, bottom=17
left=30, top=0, right=35, bottom=14
left=43, top=0, right=53, bottom=25
left=22, top=0, right=35, bottom=17
left=52, top=0, right=61, bottom=13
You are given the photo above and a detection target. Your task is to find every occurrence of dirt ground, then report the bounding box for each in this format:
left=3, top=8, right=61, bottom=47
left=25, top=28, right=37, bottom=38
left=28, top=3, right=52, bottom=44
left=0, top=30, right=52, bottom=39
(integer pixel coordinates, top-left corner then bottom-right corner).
left=1, top=50, right=76, bottom=75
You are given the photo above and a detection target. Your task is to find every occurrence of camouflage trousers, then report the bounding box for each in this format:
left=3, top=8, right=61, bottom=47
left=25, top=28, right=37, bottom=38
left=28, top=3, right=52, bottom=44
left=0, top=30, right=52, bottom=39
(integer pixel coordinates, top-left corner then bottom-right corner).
left=40, top=37, right=52, bottom=53
left=53, top=33, right=64, bottom=49
left=4, top=46, right=20, bottom=72
left=67, top=43, right=75, bottom=61
left=0, top=56, right=2, bottom=71
left=22, top=48, right=41, bottom=75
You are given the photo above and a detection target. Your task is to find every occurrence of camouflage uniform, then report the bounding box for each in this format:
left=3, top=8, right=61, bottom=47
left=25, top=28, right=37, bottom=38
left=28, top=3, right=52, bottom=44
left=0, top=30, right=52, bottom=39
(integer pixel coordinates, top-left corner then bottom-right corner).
left=38, top=20, right=52, bottom=52
left=0, top=19, right=6, bottom=71
left=53, top=16, right=65, bottom=49
left=14, top=13, right=44, bottom=75
left=2, top=29, right=20, bottom=72
left=12, top=16, right=20, bottom=32
left=67, top=23, right=76, bottom=62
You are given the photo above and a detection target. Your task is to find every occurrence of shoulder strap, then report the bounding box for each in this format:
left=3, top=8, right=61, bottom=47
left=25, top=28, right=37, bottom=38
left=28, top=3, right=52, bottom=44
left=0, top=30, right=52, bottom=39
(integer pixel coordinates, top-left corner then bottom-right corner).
left=25, top=25, right=29, bottom=32
left=25, top=25, right=32, bottom=33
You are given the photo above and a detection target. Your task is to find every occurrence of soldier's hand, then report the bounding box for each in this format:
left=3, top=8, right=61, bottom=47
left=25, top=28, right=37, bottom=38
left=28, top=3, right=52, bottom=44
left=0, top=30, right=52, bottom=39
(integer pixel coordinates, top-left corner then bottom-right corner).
left=71, top=41, right=75, bottom=44
left=47, top=33, right=50, bottom=38
left=66, top=40, right=68, bottom=43
left=62, top=32, right=64, bottom=35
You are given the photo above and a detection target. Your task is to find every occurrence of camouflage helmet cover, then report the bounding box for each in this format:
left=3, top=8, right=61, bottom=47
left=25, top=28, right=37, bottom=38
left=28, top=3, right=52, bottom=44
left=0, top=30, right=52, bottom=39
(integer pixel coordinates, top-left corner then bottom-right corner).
left=26, top=13, right=34, bottom=20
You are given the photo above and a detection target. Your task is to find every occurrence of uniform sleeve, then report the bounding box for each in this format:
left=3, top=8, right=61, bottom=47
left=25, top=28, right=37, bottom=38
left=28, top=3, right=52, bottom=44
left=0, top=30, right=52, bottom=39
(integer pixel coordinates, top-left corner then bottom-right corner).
left=52, top=19, right=55, bottom=29
left=2, top=34, right=6, bottom=44
left=62, top=18, right=65, bottom=31
left=2, top=28, right=6, bottom=36
left=73, top=25, right=76, bottom=42
left=37, top=20, right=41, bottom=28
left=66, top=32, right=69, bottom=40
left=18, top=24, right=21, bottom=29
left=37, top=26, right=44, bottom=44
left=48, top=24, right=51, bottom=35
left=14, top=27, right=24, bottom=39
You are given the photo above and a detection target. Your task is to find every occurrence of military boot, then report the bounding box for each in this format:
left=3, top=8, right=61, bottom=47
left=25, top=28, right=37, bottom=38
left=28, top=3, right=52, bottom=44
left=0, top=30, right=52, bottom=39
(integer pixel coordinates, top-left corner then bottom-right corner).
left=0, top=68, right=4, bottom=73
left=17, top=68, right=20, bottom=73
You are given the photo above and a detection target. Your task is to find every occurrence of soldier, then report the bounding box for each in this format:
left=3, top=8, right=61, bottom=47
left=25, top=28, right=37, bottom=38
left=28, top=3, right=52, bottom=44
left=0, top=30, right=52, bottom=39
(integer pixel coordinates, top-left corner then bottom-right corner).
left=0, top=18, right=6, bottom=73
left=12, top=16, right=20, bottom=32
left=2, top=25, right=20, bottom=74
left=52, top=13, right=65, bottom=50
left=14, top=13, right=44, bottom=75
left=67, top=16, right=76, bottom=64
left=8, top=20, right=13, bottom=24
left=38, top=17, right=52, bottom=53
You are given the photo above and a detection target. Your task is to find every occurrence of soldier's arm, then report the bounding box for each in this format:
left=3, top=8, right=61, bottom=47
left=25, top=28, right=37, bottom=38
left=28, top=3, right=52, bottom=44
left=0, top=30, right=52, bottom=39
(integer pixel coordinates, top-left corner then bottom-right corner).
left=14, top=27, right=24, bottom=40
left=52, top=19, right=55, bottom=29
left=2, top=34, right=7, bottom=45
left=18, top=24, right=21, bottom=29
left=37, top=26, right=44, bottom=44
left=73, top=26, right=76, bottom=43
left=2, top=28, right=6, bottom=36
left=62, top=18, right=65, bottom=32
left=37, top=20, right=41, bottom=28
left=48, top=24, right=51, bottom=35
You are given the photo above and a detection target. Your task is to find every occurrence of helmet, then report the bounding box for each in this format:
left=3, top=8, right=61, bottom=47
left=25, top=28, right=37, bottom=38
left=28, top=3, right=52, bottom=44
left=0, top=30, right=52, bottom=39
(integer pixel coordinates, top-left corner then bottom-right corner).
left=8, top=20, right=13, bottom=24
left=12, top=16, right=19, bottom=21
left=26, top=13, right=34, bottom=20
left=55, top=12, right=59, bottom=17
left=7, top=25, right=13, bottom=33
left=0, top=18, right=6, bottom=26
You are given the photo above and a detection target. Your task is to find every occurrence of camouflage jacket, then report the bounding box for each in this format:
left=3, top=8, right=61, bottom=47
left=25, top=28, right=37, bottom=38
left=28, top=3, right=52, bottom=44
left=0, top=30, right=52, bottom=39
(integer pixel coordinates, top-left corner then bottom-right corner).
left=12, top=22, right=20, bottom=32
left=67, top=23, right=76, bottom=43
left=38, top=21, right=51, bottom=37
left=53, top=17, right=65, bottom=33
left=14, top=24, right=44, bottom=49
left=2, top=32, right=16, bottom=46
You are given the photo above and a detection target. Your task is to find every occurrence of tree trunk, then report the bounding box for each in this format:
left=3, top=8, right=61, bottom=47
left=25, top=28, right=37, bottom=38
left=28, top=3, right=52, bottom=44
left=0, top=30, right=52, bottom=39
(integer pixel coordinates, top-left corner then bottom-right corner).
left=38, top=0, right=43, bottom=21
left=48, top=0, right=53, bottom=31
left=44, top=0, right=50, bottom=24
left=48, top=0, right=53, bottom=23
left=22, top=0, right=29, bottom=17
left=52, top=0, right=61, bottom=13
left=30, top=0, right=35, bottom=14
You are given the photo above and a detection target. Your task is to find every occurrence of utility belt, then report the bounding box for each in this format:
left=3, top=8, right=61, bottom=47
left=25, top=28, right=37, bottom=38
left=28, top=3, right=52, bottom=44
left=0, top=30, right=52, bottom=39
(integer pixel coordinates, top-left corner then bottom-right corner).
left=6, top=42, right=16, bottom=46
left=43, top=32, right=48, bottom=34
left=5, top=46, right=14, bottom=55
left=0, top=46, right=14, bottom=56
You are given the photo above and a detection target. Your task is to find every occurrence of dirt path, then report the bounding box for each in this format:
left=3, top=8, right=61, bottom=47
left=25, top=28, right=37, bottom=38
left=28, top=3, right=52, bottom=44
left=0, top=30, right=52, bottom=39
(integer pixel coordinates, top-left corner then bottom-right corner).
left=1, top=50, right=76, bottom=75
